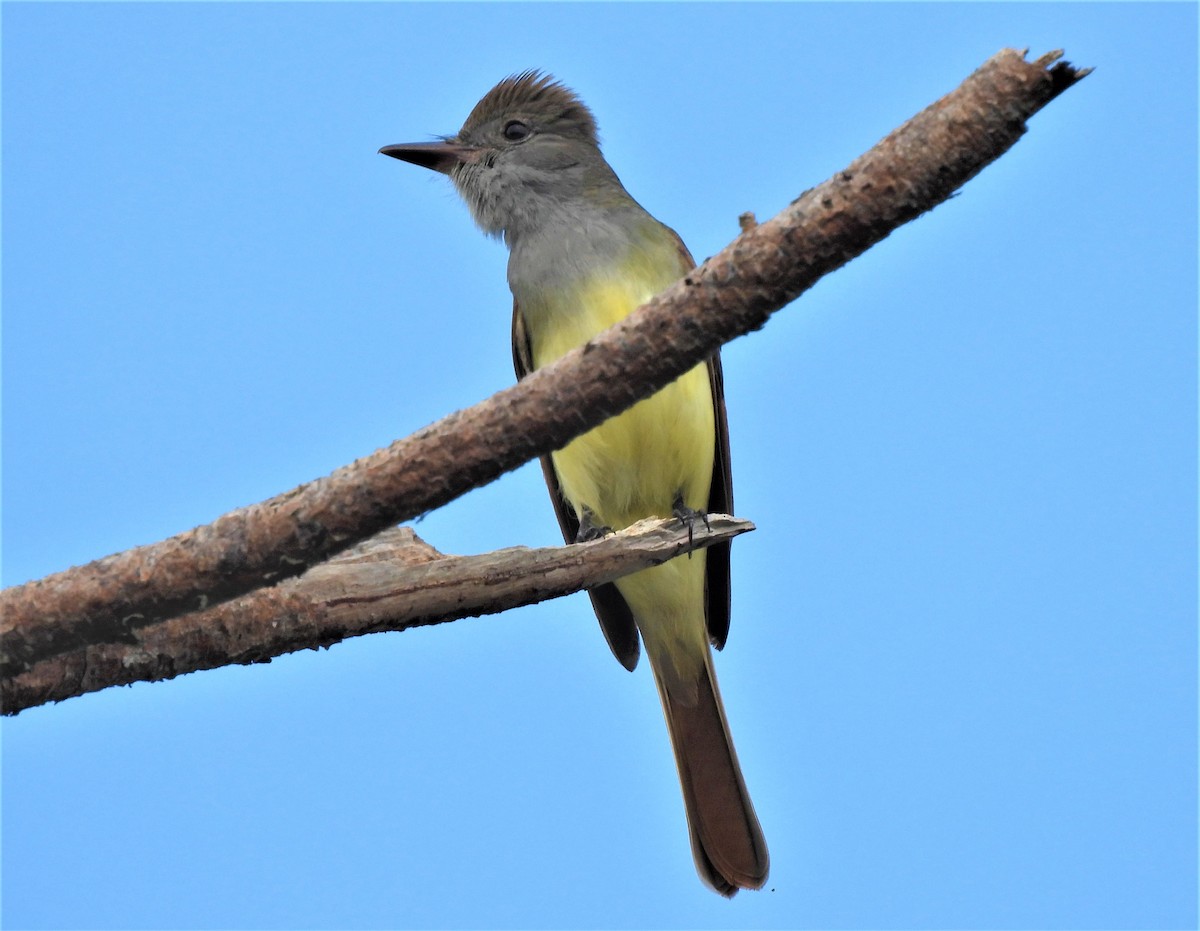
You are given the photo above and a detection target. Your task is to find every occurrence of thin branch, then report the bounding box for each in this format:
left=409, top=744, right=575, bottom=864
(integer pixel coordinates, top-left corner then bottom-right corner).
left=0, top=48, right=1091, bottom=679
left=3, top=516, right=753, bottom=714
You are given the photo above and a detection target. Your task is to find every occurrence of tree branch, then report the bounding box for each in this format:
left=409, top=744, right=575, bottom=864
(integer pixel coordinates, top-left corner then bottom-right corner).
left=3, top=517, right=753, bottom=714
left=0, top=48, right=1090, bottom=681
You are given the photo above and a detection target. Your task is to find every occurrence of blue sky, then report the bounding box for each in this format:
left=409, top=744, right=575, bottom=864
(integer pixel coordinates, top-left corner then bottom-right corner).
left=2, top=3, right=1196, bottom=929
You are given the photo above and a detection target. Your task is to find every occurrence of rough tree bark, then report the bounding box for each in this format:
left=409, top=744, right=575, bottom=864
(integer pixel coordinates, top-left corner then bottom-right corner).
left=1, top=49, right=1090, bottom=713
left=4, top=518, right=751, bottom=713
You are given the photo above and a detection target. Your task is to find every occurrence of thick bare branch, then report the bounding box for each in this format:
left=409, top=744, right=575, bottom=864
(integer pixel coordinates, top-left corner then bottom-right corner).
left=3, top=516, right=753, bottom=714
left=0, top=48, right=1090, bottom=678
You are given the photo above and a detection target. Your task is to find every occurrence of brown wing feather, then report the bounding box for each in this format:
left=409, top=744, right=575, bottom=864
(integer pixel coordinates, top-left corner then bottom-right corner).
left=663, top=226, right=734, bottom=651
left=512, top=302, right=641, bottom=670
left=704, top=351, right=734, bottom=650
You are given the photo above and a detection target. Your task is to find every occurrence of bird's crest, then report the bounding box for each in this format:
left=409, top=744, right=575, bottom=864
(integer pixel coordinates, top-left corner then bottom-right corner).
left=461, top=71, right=599, bottom=145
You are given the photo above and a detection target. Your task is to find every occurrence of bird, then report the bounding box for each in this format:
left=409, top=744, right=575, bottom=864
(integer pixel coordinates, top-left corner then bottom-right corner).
left=380, top=71, right=768, bottom=895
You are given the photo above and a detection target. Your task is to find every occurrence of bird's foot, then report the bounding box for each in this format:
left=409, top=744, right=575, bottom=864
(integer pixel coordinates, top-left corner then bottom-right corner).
left=575, top=506, right=613, bottom=543
left=672, top=492, right=712, bottom=556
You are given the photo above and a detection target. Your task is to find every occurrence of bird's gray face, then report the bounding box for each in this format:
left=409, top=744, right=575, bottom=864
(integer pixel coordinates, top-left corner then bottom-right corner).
left=380, top=72, right=609, bottom=242
left=449, top=111, right=599, bottom=239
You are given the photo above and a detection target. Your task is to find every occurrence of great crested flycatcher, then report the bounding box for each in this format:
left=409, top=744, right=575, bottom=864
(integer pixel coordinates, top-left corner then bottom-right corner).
left=380, top=71, right=768, bottom=895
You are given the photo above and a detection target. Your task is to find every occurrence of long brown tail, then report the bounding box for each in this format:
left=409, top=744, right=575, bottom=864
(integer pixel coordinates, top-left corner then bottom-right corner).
left=652, top=650, right=770, bottom=896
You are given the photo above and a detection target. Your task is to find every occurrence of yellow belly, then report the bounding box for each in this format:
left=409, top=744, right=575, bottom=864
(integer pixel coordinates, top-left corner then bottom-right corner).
left=553, top=366, right=714, bottom=528
left=528, top=276, right=715, bottom=529
left=525, top=269, right=715, bottom=675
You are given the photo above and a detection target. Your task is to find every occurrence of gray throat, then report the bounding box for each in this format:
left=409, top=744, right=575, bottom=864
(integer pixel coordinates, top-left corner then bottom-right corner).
left=505, top=199, right=657, bottom=304
left=451, top=152, right=658, bottom=301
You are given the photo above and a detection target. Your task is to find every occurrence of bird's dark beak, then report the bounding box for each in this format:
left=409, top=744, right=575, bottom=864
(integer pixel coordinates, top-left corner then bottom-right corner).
left=378, top=141, right=478, bottom=175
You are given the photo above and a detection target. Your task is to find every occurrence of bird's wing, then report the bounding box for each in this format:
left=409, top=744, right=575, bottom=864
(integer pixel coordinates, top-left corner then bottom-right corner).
left=664, top=226, right=734, bottom=650
left=704, top=349, right=734, bottom=650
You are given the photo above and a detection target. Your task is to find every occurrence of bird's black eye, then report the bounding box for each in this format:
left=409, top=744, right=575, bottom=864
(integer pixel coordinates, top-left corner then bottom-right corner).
left=502, top=120, right=530, bottom=141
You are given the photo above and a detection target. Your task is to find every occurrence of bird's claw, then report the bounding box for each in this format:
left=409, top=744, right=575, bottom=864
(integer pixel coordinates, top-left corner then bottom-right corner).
left=575, top=505, right=613, bottom=543
left=672, top=492, right=711, bottom=556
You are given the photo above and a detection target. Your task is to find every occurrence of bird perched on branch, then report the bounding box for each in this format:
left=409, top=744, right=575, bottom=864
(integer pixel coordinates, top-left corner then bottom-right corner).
left=380, top=71, right=768, bottom=896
